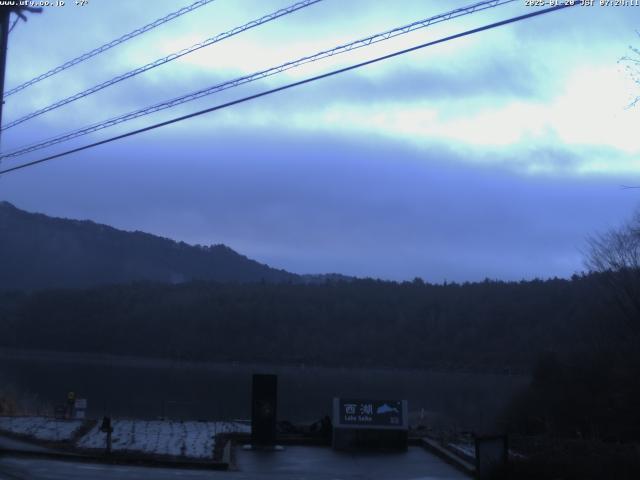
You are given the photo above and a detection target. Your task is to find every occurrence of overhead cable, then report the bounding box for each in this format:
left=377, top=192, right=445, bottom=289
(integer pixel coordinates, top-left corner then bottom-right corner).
left=0, top=0, right=515, bottom=160
left=2, top=0, right=322, bottom=131
left=4, top=0, right=218, bottom=97
left=0, top=3, right=578, bottom=176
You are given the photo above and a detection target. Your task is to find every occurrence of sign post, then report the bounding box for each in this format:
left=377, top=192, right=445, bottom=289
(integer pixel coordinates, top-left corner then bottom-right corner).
left=54, top=405, right=66, bottom=420
left=332, top=398, right=408, bottom=450
left=66, top=391, right=75, bottom=419
left=100, top=416, right=113, bottom=455
left=74, top=398, right=87, bottom=419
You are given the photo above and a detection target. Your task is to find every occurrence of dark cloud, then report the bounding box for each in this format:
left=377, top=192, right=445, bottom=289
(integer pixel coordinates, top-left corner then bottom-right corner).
left=1, top=128, right=637, bottom=281
left=261, top=56, right=547, bottom=107
left=2, top=1, right=637, bottom=282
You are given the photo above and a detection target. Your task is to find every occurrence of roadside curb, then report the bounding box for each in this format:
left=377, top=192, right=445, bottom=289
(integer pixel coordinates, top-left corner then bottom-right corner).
left=0, top=448, right=229, bottom=470
left=421, top=437, right=475, bottom=477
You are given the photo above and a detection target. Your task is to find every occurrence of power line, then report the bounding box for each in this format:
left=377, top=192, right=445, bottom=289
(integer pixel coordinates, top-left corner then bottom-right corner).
left=0, top=0, right=516, bottom=161
left=0, top=3, right=578, bottom=177
left=3, top=0, right=217, bottom=98
left=1, top=0, right=322, bottom=132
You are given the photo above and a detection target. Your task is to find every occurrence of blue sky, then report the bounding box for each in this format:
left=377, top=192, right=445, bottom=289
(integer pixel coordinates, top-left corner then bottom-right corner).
left=1, top=0, right=639, bottom=281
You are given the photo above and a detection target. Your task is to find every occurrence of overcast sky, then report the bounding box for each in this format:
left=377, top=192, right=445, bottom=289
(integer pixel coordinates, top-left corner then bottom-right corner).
left=1, top=0, right=639, bottom=281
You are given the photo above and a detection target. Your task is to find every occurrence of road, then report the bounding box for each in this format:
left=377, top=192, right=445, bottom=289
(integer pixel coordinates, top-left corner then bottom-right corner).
left=0, top=446, right=469, bottom=479
left=0, top=434, right=53, bottom=454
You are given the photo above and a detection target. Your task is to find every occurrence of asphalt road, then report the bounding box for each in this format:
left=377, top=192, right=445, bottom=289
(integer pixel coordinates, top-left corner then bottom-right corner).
left=0, top=446, right=469, bottom=480
left=236, top=445, right=469, bottom=479
left=0, top=457, right=239, bottom=480
left=0, top=435, right=53, bottom=454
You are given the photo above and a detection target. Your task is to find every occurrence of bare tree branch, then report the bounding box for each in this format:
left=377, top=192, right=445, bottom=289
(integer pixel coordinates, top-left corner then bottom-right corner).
left=586, top=212, right=640, bottom=340
left=619, top=34, right=640, bottom=108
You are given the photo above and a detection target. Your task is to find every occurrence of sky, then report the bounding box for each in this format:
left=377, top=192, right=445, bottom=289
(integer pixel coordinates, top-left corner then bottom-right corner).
left=1, top=0, right=639, bottom=282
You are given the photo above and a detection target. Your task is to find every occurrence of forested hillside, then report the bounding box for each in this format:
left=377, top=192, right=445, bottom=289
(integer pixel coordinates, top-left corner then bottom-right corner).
left=0, top=275, right=616, bottom=371
left=0, top=201, right=297, bottom=290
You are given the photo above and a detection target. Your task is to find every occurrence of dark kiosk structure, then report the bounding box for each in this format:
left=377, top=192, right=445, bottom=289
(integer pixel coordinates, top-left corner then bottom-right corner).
left=251, top=374, right=278, bottom=446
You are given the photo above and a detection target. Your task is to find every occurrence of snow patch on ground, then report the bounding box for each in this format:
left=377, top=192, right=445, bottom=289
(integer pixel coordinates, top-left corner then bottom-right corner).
left=77, top=420, right=249, bottom=459
left=0, top=416, right=83, bottom=442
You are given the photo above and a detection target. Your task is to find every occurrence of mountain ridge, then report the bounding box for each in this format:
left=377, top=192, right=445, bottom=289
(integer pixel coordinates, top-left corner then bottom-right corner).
left=0, top=200, right=308, bottom=290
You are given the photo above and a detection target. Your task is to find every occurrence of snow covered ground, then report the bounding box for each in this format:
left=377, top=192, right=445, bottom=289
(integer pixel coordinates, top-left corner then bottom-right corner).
left=0, top=416, right=83, bottom=442
left=77, top=420, right=250, bottom=459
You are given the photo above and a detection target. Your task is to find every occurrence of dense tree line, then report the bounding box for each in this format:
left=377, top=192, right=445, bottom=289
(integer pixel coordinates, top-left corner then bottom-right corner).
left=503, top=212, right=640, bottom=451
left=0, top=275, right=618, bottom=372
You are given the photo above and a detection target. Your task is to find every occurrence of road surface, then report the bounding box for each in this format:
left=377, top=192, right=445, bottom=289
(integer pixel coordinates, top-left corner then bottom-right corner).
left=0, top=445, right=469, bottom=479
left=0, top=434, right=53, bottom=454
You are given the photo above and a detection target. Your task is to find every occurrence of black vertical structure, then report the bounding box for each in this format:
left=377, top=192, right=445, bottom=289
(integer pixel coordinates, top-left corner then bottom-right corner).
left=251, top=374, right=277, bottom=446
left=0, top=6, right=42, bottom=145
left=100, top=416, right=113, bottom=454
left=0, top=8, right=11, bottom=136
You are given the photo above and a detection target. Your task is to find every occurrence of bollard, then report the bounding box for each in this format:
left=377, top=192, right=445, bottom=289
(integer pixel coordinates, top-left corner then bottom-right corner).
left=100, top=416, right=114, bottom=454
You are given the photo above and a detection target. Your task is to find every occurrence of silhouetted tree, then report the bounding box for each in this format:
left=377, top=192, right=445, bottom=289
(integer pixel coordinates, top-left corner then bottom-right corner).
left=586, top=210, right=640, bottom=339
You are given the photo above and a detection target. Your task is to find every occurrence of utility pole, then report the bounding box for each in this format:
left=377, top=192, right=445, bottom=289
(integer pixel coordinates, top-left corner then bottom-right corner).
left=0, top=6, right=42, bottom=145
left=0, top=8, right=11, bottom=134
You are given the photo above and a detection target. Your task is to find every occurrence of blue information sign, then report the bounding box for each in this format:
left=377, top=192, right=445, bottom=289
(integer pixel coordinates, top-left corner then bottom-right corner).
left=338, top=399, right=403, bottom=427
